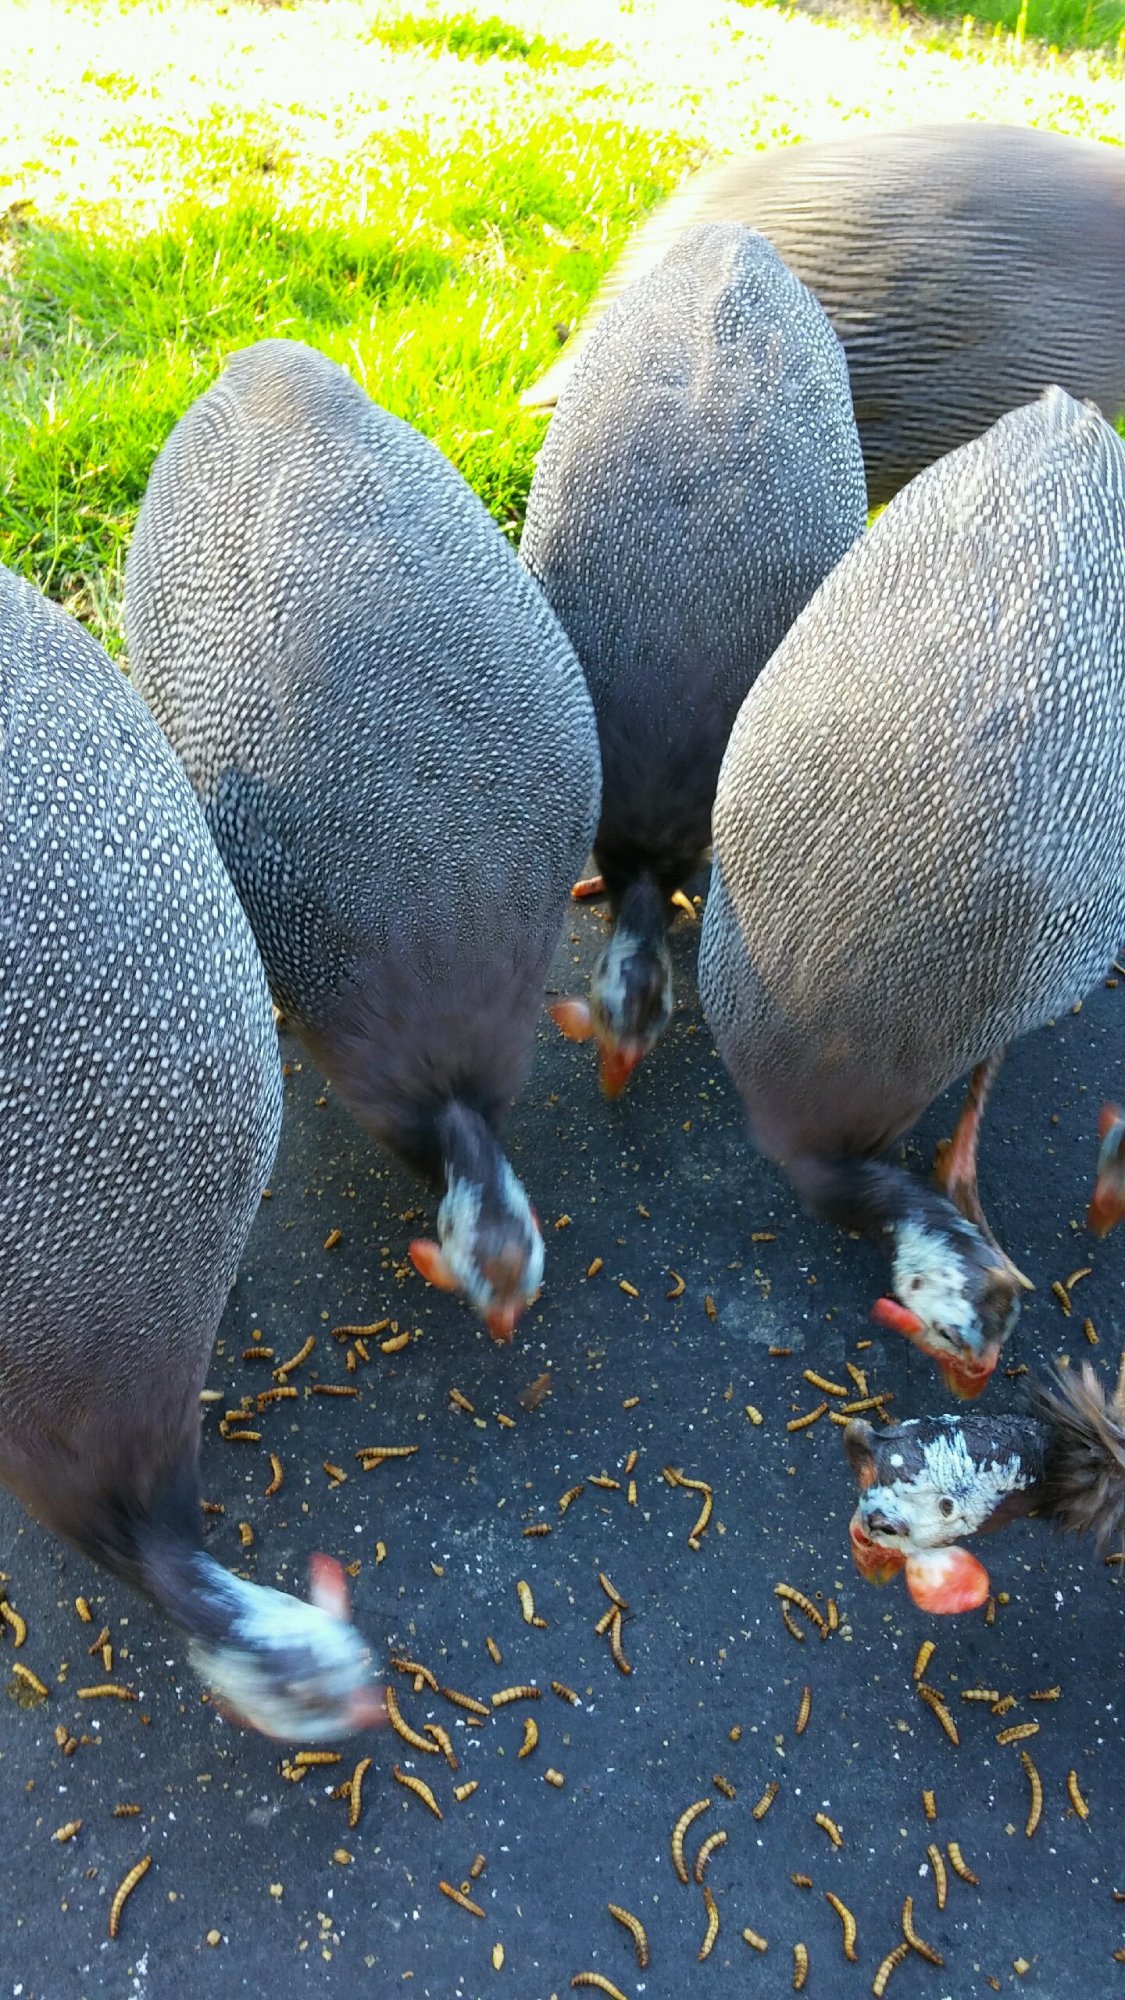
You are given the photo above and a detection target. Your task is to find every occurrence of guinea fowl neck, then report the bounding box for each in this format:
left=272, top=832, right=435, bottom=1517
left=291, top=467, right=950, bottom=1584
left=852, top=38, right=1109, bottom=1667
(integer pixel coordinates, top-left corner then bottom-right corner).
left=785, top=1153, right=958, bottom=1249
left=613, top=871, right=671, bottom=951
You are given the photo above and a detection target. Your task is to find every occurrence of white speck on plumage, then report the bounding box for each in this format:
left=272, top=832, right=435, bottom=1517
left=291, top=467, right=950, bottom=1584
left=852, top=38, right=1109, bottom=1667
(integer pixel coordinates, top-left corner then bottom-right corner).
left=124, top=338, right=600, bottom=1336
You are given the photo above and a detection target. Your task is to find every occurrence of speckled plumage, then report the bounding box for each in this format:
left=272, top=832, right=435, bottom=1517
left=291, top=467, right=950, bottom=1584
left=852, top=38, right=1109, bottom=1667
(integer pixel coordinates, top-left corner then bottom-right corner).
left=520, top=224, right=864, bottom=1078
left=523, top=125, right=1125, bottom=509
left=125, top=339, right=600, bottom=1327
left=701, top=388, right=1125, bottom=1373
left=0, top=566, right=372, bottom=1734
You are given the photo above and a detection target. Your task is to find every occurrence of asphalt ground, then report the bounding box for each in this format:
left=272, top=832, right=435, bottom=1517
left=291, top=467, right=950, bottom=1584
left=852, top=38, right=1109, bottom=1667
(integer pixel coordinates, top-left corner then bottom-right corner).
left=1, top=885, right=1123, bottom=2000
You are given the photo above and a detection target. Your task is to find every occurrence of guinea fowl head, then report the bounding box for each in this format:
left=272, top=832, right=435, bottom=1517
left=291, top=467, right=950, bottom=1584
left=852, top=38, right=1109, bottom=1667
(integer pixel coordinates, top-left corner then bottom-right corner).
left=549, top=928, right=673, bottom=1099
left=872, top=1211, right=1024, bottom=1398
left=179, top=1554, right=385, bottom=1740
left=408, top=1102, right=544, bottom=1341
left=1086, top=1101, right=1125, bottom=1237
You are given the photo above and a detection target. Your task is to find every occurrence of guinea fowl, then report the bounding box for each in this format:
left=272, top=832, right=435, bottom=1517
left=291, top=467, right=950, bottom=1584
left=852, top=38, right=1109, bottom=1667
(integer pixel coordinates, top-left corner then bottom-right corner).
left=520, top=223, right=865, bottom=1095
left=699, top=388, right=1125, bottom=1399
left=0, top=563, right=381, bottom=1738
left=125, top=339, right=600, bottom=1342
left=843, top=1355, right=1125, bottom=1614
left=521, top=123, right=1125, bottom=509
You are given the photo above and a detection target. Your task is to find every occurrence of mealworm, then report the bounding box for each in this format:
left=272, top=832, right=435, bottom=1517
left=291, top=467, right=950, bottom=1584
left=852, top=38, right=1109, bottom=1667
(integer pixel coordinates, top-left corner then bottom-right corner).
left=815, top=1812, right=843, bottom=1848
left=846, top=1362, right=869, bottom=1395
left=745, top=1404, right=764, bottom=1425
left=449, top=1389, right=475, bottom=1414
left=901, top=1894, right=943, bottom=1965
left=688, top=1490, right=713, bottom=1544
left=997, top=1722, right=1039, bottom=1745
left=713, top=1774, right=736, bottom=1799
left=517, top=1581, right=537, bottom=1624
left=77, top=1684, right=134, bottom=1700
left=927, top=1843, right=947, bottom=1908
left=544, top=1768, right=565, bottom=1787
left=791, top=1874, right=813, bottom=1889
left=946, top=1841, right=979, bottom=1884
left=787, top=1403, right=828, bottom=1431
left=75, top=1598, right=92, bottom=1623
left=872, top=1942, right=909, bottom=1996
left=1027, top=1686, right=1061, bottom=1702
left=424, top=1724, right=459, bottom=1770
left=552, top=1681, right=580, bottom=1705
left=594, top=1606, right=616, bottom=1636
left=347, top=1757, right=372, bottom=1829
left=518, top=1716, right=539, bottom=1758
left=491, top=1685, right=541, bottom=1707
left=222, top=1428, right=261, bottom=1441
left=559, top=1486, right=584, bottom=1512
left=1051, top=1280, right=1072, bottom=1315
left=694, top=1829, right=727, bottom=1882
left=263, top=1452, right=284, bottom=1497
left=742, top=1926, right=768, bottom=1951
left=1084, top=1317, right=1099, bottom=1345
left=991, top=1693, right=1016, bottom=1715
left=11, top=1663, right=48, bottom=1696
left=523, top=1523, right=552, bottom=1538
left=494, top=1412, right=516, bottom=1429
left=453, top=1781, right=479, bottom=1802
left=627, top=1478, right=638, bottom=1506
left=795, top=1686, right=812, bottom=1735
left=311, top=1383, right=358, bottom=1397
left=390, top=1654, right=438, bottom=1691
left=355, top=1444, right=419, bottom=1464
left=960, top=1688, right=1000, bottom=1702
left=113, top=1805, right=141, bottom=1818
left=1067, top=1770, right=1090, bottom=1819
left=825, top=1892, right=858, bottom=1961
left=331, top=1318, right=389, bottom=1338
left=803, top=1369, right=848, bottom=1396
left=913, top=1640, right=935, bottom=1681
left=667, top=1271, right=686, bottom=1299
left=623, top=1449, right=638, bottom=1476
left=273, top=1335, right=315, bottom=1378
left=323, top=1461, right=347, bottom=1484
left=439, top=1880, right=484, bottom=1918
left=0, top=1602, right=27, bottom=1645
left=293, top=1750, right=341, bottom=1767
left=53, top=1821, right=82, bottom=1843
left=598, top=1573, right=629, bottom=1609
left=385, top=1685, right=439, bottom=1753
left=108, top=1854, right=152, bottom=1939
left=441, top=1687, right=489, bottom=1718
left=781, top=1605, right=806, bottom=1642
left=608, top=1608, right=632, bottom=1676
left=485, top=1636, right=502, bottom=1665
left=671, top=1797, right=711, bottom=1881
left=1015, top=1749, right=1043, bottom=1839
left=922, top=1789, right=937, bottom=1821
left=392, top=1765, right=443, bottom=1820
left=699, top=1884, right=720, bottom=1960
left=775, top=1585, right=828, bottom=1635
left=839, top=1396, right=892, bottom=1415
left=826, top=1598, right=839, bottom=1633
left=608, top=1903, right=650, bottom=1969
left=793, top=1941, right=809, bottom=1990
left=752, top=1781, right=779, bottom=1820
left=570, top=1976, right=629, bottom=1999
left=917, top=1685, right=959, bottom=1745
left=380, top=1331, right=409, bottom=1353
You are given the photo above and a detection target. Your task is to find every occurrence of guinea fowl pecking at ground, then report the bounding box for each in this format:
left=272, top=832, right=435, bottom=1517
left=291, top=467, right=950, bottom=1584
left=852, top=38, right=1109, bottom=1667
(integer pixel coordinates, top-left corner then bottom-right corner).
left=843, top=1354, right=1125, bottom=1614
left=125, top=338, right=601, bottom=1342
left=0, top=562, right=382, bottom=1739
left=520, top=223, right=865, bottom=1096
left=699, top=387, right=1125, bottom=1400
left=521, top=123, right=1125, bottom=509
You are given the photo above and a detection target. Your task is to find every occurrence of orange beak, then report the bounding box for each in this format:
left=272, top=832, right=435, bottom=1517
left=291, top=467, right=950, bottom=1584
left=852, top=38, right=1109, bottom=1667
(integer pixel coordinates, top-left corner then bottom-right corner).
left=1087, top=1181, right=1125, bottom=1239
left=598, top=1043, right=645, bottom=1098
left=904, top=1547, right=991, bottom=1615
left=934, top=1347, right=998, bottom=1400
left=870, top=1296, right=926, bottom=1339
left=484, top=1302, right=520, bottom=1343
left=849, top=1514, right=907, bottom=1586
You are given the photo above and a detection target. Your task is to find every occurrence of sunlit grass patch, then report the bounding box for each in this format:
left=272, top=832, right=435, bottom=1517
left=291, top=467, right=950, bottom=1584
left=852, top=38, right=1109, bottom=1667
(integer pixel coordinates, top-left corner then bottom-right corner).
left=367, top=9, right=613, bottom=62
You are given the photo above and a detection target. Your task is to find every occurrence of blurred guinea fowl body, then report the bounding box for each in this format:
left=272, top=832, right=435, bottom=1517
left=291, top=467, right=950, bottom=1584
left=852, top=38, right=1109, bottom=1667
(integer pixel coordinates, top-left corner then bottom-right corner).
left=0, top=564, right=381, bottom=1738
left=522, top=124, right=1125, bottom=508
left=700, top=388, right=1125, bottom=1400
left=126, top=339, right=600, bottom=1340
left=520, top=223, right=866, bottom=1094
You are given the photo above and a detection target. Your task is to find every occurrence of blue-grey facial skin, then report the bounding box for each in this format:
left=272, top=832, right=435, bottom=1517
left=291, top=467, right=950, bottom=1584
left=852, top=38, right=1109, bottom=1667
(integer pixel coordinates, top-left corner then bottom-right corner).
left=845, top=1414, right=1046, bottom=1556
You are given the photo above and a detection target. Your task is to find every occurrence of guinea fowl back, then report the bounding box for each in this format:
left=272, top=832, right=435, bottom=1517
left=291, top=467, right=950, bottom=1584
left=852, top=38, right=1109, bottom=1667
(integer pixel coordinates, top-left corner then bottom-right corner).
left=520, top=223, right=866, bottom=894
left=700, top=388, right=1125, bottom=1168
left=0, top=565, right=281, bottom=1576
left=126, top=339, right=601, bottom=1172
left=524, top=126, right=1125, bottom=506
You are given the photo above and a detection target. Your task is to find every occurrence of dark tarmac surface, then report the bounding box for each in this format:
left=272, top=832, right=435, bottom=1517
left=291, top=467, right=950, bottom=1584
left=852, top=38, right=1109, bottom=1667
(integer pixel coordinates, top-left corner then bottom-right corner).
left=1, top=894, right=1123, bottom=2000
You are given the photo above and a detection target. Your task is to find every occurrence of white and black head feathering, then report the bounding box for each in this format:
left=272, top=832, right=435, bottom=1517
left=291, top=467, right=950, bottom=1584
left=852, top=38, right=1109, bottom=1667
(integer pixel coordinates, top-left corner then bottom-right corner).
left=125, top=338, right=600, bottom=1339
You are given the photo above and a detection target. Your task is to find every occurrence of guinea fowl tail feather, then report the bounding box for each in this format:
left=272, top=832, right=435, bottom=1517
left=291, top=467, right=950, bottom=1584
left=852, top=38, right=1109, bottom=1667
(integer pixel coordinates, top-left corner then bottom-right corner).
left=1031, top=1356, right=1125, bottom=1553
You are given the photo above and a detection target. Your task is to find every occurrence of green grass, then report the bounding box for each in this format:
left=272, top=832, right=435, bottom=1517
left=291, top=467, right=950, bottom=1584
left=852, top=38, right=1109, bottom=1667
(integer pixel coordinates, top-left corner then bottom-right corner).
left=899, top=0, right=1125, bottom=55
left=0, top=0, right=1123, bottom=655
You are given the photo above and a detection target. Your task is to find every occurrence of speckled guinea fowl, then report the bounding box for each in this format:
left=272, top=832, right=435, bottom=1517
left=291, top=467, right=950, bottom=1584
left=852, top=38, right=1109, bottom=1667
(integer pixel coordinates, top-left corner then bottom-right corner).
left=522, top=124, right=1125, bottom=509
left=843, top=1355, right=1125, bottom=1614
left=700, top=387, right=1125, bottom=1400
left=520, top=223, right=865, bottom=1095
left=0, top=564, right=381, bottom=1738
left=126, top=338, right=600, bottom=1340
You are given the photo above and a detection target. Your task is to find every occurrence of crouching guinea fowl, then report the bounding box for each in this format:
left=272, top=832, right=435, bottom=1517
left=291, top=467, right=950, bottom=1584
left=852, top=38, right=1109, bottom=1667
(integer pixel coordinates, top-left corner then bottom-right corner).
left=0, top=563, right=381, bottom=1737
left=126, top=339, right=600, bottom=1342
left=843, top=1354, right=1125, bottom=1614
left=521, top=223, right=865, bottom=1095
left=700, top=388, right=1125, bottom=1399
